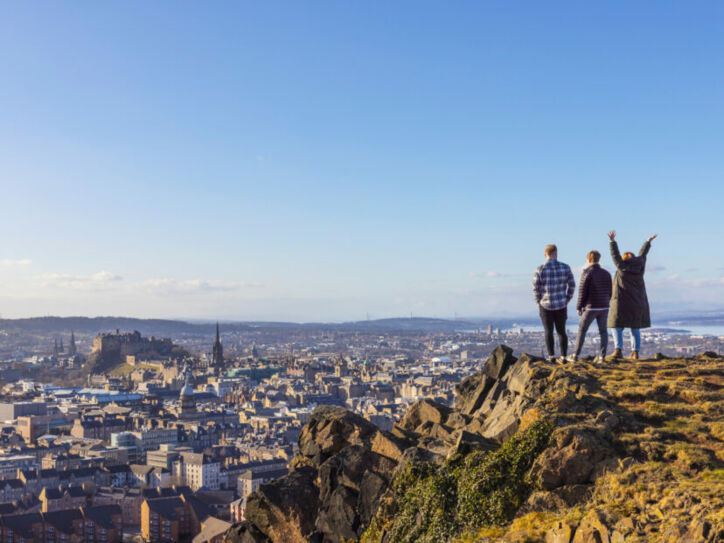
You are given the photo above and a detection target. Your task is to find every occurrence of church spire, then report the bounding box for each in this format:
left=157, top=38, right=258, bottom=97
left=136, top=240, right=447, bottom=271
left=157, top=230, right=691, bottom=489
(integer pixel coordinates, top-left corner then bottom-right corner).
left=69, top=331, right=77, bottom=356
left=212, top=321, right=224, bottom=369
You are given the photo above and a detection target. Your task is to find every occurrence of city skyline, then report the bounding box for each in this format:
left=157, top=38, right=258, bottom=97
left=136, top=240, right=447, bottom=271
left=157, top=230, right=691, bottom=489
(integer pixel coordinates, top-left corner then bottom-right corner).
left=1, top=2, right=723, bottom=321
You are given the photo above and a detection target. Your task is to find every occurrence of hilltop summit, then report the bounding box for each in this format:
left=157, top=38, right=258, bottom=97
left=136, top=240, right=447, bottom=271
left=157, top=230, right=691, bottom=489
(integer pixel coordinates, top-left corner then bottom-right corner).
left=227, top=346, right=724, bottom=543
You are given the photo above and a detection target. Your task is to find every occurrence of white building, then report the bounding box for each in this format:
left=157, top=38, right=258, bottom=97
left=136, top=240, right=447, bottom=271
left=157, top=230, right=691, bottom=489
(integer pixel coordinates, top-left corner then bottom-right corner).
left=173, top=452, right=220, bottom=490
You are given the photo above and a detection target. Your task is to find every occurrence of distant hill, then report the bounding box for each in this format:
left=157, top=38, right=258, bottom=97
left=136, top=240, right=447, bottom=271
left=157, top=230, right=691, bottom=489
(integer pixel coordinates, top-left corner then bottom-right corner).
left=0, top=316, right=499, bottom=336
left=0, top=316, right=244, bottom=336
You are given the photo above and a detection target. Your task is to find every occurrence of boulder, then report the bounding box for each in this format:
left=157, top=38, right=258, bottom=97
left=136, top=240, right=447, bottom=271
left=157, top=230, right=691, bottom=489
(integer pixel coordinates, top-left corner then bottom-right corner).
left=445, top=410, right=470, bottom=429
left=318, top=445, right=395, bottom=502
left=532, top=428, right=616, bottom=489
left=399, top=399, right=451, bottom=431
left=446, top=429, right=498, bottom=458
left=455, top=372, right=495, bottom=415
left=414, top=421, right=454, bottom=441
left=370, top=430, right=409, bottom=462
left=225, top=522, right=270, bottom=543
left=571, top=508, right=622, bottom=543
left=476, top=379, right=507, bottom=418
left=480, top=392, right=530, bottom=442
left=505, top=354, right=550, bottom=399
left=546, top=520, right=577, bottom=543
left=243, top=466, right=320, bottom=543
left=358, top=470, right=389, bottom=528
left=524, top=491, right=568, bottom=513
left=298, top=406, right=378, bottom=466
left=483, top=344, right=517, bottom=380
left=315, top=486, right=359, bottom=543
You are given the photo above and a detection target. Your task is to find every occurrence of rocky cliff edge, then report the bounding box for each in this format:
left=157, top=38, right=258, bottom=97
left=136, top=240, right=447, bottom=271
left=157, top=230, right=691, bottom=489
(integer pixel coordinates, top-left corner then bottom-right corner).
left=227, top=345, right=724, bottom=543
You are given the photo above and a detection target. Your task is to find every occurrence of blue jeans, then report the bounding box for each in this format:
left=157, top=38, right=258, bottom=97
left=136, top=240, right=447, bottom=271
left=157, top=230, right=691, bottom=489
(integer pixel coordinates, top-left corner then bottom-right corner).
left=613, top=328, right=641, bottom=351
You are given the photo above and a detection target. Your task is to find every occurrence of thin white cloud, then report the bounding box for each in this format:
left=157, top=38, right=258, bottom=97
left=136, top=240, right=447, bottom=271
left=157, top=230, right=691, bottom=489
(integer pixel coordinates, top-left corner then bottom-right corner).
left=0, top=258, right=32, bottom=266
left=37, top=270, right=123, bottom=290
left=136, top=278, right=264, bottom=295
left=469, top=271, right=509, bottom=279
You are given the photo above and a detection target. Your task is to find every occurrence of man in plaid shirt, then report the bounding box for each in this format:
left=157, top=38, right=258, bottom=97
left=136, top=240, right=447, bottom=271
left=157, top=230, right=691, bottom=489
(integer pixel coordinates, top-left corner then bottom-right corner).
left=533, top=244, right=576, bottom=362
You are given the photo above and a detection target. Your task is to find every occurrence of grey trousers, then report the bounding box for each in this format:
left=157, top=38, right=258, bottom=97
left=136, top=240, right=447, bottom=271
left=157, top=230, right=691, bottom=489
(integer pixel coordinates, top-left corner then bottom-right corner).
left=574, top=309, right=608, bottom=357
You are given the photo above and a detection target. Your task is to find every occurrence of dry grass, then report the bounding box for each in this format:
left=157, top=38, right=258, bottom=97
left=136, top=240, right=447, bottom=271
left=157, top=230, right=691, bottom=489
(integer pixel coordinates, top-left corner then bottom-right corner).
left=472, top=354, right=724, bottom=542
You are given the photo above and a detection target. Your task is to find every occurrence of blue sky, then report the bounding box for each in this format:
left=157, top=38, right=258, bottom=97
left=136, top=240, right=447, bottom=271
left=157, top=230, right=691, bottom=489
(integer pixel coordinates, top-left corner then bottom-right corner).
left=0, top=2, right=722, bottom=321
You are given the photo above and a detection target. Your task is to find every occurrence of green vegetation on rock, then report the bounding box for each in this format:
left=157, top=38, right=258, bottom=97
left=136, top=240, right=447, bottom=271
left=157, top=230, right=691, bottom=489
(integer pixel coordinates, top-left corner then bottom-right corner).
left=362, top=418, right=553, bottom=543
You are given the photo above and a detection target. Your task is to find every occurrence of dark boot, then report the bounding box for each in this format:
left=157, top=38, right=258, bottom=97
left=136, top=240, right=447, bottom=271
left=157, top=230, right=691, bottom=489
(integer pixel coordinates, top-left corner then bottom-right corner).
left=610, top=348, right=622, bottom=359
left=631, top=350, right=639, bottom=360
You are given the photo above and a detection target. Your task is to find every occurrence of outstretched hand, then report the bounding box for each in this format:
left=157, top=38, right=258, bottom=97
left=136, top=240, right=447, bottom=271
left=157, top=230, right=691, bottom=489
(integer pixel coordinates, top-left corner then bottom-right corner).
left=608, top=230, right=616, bottom=241
left=647, top=234, right=658, bottom=243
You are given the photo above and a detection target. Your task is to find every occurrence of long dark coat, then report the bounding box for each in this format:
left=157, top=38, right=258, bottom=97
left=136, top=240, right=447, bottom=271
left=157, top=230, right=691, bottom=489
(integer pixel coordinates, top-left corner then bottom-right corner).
left=607, top=240, right=651, bottom=329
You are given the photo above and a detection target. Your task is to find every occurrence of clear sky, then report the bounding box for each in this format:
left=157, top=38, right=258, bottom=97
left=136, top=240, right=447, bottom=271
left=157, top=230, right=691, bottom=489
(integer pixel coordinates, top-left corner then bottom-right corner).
left=0, top=2, right=722, bottom=321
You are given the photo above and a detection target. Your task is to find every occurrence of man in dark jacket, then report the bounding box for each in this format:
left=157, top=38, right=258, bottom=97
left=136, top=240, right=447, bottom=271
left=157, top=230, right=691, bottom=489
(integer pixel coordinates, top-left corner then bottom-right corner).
left=571, top=250, right=612, bottom=363
left=607, top=231, right=657, bottom=359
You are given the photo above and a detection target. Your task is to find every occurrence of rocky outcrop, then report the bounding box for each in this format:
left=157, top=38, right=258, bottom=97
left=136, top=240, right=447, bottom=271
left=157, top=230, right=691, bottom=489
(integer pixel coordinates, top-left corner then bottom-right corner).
left=227, top=347, right=724, bottom=543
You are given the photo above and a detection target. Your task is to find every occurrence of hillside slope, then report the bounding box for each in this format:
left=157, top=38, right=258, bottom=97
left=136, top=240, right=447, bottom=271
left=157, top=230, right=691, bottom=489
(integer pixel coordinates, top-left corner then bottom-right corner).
left=226, top=346, right=724, bottom=543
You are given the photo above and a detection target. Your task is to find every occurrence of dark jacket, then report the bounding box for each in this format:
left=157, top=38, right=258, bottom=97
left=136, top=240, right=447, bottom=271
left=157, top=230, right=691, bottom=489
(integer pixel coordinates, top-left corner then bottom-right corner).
left=577, top=263, right=612, bottom=312
left=607, top=240, right=651, bottom=329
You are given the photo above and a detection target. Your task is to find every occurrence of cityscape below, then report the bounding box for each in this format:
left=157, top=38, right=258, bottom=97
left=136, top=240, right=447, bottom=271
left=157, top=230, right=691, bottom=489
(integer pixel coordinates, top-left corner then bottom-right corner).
left=0, top=315, right=720, bottom=541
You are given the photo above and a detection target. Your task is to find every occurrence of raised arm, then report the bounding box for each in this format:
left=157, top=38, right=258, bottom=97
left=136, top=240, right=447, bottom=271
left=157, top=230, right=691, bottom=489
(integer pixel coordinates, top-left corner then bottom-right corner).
left=638, top=241, right=651, bottom=258
left=639, top=234, right=656, bottom=258
left=610, top=240, right=623, bottom=269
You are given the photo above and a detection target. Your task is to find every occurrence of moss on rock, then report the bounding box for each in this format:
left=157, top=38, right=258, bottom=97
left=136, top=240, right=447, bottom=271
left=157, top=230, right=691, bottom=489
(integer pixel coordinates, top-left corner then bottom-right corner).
left=361, top=418, right=553, bottom=543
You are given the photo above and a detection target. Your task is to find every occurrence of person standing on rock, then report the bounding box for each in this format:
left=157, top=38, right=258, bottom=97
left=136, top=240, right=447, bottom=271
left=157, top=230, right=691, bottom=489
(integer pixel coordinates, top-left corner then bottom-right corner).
left=571, top=250, right=612, bottom=363
left=533, top=244, right=576, bottom=363
left=607, top=231, right=657, bottom=360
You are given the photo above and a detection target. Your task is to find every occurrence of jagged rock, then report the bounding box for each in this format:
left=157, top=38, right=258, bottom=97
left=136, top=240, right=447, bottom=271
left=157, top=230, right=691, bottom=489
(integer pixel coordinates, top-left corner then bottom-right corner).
left=414, top=420, right=454, bottom=441
left=455, top=372, right=494, bottom=415
left=370, top=430, right=409, bottom=462
left=546, top=520, right=577, bottom=543
left=505, top=354, right=550, bottom=399
left=445, top=410, right=470, bottom=428
left=480, top=392, right=530, bottom=442
left=446, top=429, right=498, bottom=458
left=227, top=347, right=723, bottom=543
left=416, top=436, right=452, bottom=457
left=225, top=522, right=270, bottom=543
left=298, top=406, right=377, bottom=465
left=358, top=470, right=389, bottom=528
left=399, top=398, right=451, bottom=431
left=484, top=344, right=517, bottom=380
left=532, top=427, right=616, bottom=489
left=571, top=508, right=622, bottom=543
left=315, top=486, right=358, bottom=542
left=243, top=466, right=320, bottom=543
left=523, top=490, right=568, bottom=513
left=318, top=445, right=395, bottom=502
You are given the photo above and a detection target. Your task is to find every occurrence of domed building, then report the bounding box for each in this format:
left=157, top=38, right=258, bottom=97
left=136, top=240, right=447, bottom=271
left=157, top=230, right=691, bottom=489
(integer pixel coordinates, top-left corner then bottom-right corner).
left=179, top=367, right=196, bottom=416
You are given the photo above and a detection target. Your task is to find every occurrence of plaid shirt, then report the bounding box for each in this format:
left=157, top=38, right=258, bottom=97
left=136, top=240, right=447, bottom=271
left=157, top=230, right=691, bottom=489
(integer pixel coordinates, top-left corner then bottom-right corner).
left=533, top=258, right=575, bottom=310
